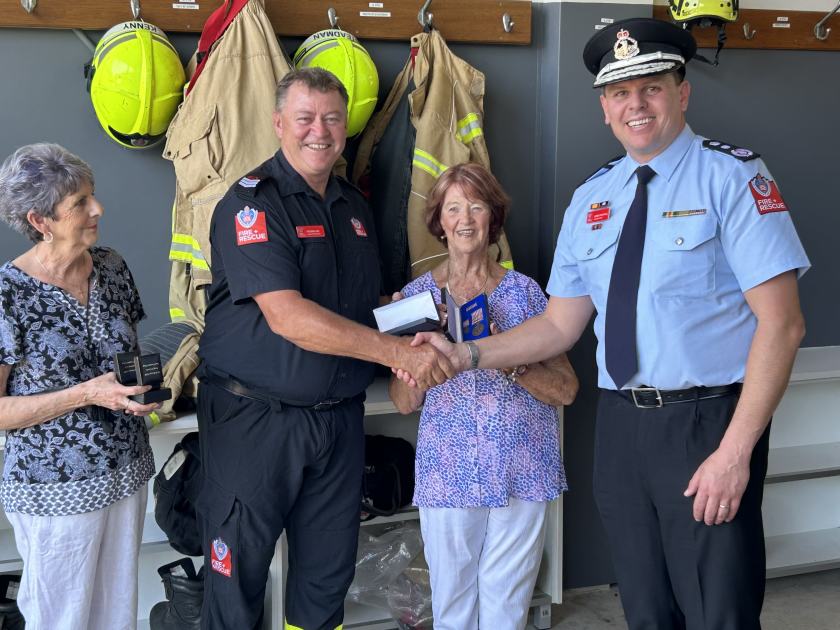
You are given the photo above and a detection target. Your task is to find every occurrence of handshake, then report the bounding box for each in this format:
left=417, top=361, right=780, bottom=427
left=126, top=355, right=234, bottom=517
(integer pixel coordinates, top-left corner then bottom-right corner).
left=376, top=290, right=486, bottom=390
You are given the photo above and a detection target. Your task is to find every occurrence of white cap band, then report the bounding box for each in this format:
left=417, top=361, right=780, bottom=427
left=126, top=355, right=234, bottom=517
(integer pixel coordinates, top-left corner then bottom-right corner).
left=594, top=51, right=685, bottom=88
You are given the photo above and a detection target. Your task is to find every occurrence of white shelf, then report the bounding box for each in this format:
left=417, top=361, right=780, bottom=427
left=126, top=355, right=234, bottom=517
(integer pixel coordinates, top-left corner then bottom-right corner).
left=765, top=527, right=840, bottom=578
left=789, top=346, right=840, bottom=383
left=363, top=378, right=398, bottom=416
left=361, top=507, right=419, bottom=527
left=767, top=442, right=840, bottom=482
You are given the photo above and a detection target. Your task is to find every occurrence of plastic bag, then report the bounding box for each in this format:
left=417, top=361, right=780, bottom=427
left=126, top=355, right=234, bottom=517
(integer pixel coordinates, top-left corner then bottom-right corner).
left=388, top=564, right=434, bottom=629
left=347, top=521, right=432, bottom=627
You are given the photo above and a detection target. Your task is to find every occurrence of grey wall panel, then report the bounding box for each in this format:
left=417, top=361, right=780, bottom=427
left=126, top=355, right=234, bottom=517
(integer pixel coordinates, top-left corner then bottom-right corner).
left=0, top=28, right=185, bottom=337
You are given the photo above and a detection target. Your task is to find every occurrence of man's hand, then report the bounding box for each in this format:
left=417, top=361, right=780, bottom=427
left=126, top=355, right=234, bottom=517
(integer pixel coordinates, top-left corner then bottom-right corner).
left=394, top=337, right=455, bottom=389
left=684, top=447, right=751, bottom=526
left=391, top=332, right=470, bottom=387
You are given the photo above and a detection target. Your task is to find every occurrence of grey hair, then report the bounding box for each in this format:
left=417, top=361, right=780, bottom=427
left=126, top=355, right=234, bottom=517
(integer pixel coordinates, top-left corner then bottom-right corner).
left=0, top=143, right=95, bottom=243
left=274, top=67, right=349, bottom=113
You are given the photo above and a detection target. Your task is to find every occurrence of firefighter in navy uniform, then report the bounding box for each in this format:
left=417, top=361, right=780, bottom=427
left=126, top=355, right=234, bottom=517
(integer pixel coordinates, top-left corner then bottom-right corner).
left=196, top=68, right=453, bottom=630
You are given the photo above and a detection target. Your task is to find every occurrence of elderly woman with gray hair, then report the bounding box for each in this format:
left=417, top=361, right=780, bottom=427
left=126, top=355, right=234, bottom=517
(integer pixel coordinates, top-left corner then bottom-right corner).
left=0, top=143, right=159, bottom=630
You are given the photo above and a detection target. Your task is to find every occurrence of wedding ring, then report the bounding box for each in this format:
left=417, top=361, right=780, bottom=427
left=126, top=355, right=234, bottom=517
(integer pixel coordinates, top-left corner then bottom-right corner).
left=719, top=504, right=729, bottom=510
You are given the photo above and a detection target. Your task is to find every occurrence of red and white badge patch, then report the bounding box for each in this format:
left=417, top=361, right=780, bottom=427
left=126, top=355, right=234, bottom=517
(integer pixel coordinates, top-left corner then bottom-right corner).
left=587, top=201, right=611, bottom=225
left=211, top=537, right=232, bottom=577
left=351, top=217, right=368, bottom=237
left=749, top=174, right=788, bottom=215
left=235, top=206, right=268, bottom=246
left=296, top=225, right=326, bottom=238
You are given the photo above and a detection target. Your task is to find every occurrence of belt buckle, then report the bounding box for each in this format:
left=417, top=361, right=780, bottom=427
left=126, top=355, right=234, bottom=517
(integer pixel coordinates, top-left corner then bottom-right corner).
left=631, top=387, right=663, bottom=409
left=312, top=399, right=340, bottom=411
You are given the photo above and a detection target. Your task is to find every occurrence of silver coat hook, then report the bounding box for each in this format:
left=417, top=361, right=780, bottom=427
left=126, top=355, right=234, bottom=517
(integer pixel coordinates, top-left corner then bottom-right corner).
left=742, top=22, right=756, bottom=40
left=418, top=0, right=433, bottom=29
left=814, top=0, right=840, bottom=41
left=20, top=0, right=36, bottom=13
left=130, top=0, right=141, bottom=20
left=327, top=7, right=339, bottom=29
left=502, top=13, right=514, bottom=33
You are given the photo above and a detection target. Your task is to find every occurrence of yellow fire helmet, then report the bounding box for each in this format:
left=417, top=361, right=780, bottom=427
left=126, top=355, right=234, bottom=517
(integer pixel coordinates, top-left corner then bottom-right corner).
left=669, top=0, right=738, bottom=23
left=293, top=29, right=379, bottom=137
left=85, top=21, right=186, bottom=149
left=669, top=0, right=738, bottom=66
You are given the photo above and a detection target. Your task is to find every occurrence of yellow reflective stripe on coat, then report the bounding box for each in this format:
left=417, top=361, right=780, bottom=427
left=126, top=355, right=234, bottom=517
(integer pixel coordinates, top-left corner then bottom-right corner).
left=169, top=307, right=186, bottom=321
left=148, top=411, right=162, bottom=426
left=285, top=623, right=342, bottom=630
left=169, top=234, right=209, bottom=271
left=500, top=259, right=514, bottom=270
left=413, top=148, right=448, bottom=179
left=457, top=112, right=483, bottom=144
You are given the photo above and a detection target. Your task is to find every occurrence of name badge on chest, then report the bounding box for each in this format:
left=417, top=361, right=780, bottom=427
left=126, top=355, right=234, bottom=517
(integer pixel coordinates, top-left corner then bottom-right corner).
left=296, top=225, right=326, bottom=238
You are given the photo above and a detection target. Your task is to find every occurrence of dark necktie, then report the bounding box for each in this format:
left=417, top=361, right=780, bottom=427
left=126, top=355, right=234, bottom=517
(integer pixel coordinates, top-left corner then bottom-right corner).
left=605, top=165, right=655, bottom=389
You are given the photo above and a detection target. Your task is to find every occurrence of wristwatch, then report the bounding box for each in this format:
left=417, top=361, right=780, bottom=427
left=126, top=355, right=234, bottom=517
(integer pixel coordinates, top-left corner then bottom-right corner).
left=465, top=341, right=480, bottom=370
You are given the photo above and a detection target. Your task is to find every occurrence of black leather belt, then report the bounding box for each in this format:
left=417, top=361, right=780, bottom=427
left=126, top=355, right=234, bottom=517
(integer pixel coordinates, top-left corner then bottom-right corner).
left=616, top=383, right=742, bottom=409
left=201, top=373, right=351, bottom=411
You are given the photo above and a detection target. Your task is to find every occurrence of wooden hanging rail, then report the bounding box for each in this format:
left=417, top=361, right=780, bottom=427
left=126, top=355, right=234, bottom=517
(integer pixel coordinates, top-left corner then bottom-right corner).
left=0, top=0, right=532, bottom=45
left=653, top=6, right=840, bottom=52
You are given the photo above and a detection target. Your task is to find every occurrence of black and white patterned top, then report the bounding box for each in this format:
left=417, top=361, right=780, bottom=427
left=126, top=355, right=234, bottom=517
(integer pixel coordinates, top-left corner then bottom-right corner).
left=0, top=247, right=155, bottom=516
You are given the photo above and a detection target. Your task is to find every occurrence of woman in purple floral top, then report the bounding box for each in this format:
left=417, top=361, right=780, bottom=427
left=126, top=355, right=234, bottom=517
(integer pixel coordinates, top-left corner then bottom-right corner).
left=390, top=163, right=578, bottom=629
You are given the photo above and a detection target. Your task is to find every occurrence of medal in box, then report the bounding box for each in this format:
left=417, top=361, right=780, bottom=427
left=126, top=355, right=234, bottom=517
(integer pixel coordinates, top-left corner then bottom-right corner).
left=114, top=352, right=173, bottom=404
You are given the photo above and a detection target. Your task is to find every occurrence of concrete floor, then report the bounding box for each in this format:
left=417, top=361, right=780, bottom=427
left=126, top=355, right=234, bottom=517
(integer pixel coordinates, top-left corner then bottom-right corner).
left=548, top=569, right=840, bottom=629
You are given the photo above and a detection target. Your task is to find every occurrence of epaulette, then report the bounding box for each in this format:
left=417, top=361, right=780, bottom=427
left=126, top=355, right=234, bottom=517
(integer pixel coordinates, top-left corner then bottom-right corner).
left=234, top=171, right=272, bottom=200
left=702, top=140, right=760, bottom=162
left=579, top=155, right=624, bottom=187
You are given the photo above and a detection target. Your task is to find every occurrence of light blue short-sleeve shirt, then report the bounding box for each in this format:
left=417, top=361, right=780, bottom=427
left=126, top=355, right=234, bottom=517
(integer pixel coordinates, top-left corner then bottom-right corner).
left=547, top=125, right=810, bottom=390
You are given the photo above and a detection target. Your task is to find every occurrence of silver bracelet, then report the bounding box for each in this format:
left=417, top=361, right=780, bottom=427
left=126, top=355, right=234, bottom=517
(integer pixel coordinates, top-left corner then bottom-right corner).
left=465, top=341, right=480, bottom=370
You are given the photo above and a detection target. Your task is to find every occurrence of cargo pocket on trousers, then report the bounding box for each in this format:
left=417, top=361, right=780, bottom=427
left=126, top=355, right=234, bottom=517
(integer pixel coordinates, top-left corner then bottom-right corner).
left=163, top=103, right=224, bottom=197
left=197, top=477, right=238, bottom=582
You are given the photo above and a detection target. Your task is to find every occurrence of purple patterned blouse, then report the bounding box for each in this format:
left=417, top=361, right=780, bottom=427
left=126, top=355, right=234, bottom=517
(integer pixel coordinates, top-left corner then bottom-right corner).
left=402, top=270, right=567, bottom=508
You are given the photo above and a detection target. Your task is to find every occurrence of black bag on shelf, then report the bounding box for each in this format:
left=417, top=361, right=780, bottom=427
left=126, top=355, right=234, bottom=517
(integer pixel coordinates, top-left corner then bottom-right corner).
left=153, top=432, right=203, bottom=557
left=0, top=573, right=24, bottom=630
left=361, top=434, right=415, bottom=521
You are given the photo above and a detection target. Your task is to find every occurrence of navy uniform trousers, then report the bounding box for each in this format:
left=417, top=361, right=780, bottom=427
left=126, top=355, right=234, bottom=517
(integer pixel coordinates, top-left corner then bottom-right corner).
left=196, top=381, right=365, bottom=630
left=594, top=389, right=769, bottom=630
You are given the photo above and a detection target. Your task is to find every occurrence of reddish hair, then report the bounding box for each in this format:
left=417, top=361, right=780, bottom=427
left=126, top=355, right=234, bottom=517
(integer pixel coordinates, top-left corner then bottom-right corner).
left=425, top=162, right=510, bottom=246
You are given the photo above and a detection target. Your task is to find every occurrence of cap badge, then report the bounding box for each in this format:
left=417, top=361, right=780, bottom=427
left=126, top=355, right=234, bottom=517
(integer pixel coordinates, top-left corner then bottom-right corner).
left=613, top=29, right=639, bottom=61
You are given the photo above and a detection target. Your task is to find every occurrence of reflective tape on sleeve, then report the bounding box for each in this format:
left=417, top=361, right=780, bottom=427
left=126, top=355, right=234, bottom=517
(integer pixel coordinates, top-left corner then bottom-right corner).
left=169, top=234, right=209, bottom=271
left=457, top=112, right=483, bottom=144
left=413, top=148, right=448, bottom=179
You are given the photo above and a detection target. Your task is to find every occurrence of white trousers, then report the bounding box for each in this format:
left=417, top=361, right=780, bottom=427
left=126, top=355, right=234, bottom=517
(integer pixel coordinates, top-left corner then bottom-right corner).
left=6, top=486, right=147, bottom=630
left=420, top=497, right=548, bottom=630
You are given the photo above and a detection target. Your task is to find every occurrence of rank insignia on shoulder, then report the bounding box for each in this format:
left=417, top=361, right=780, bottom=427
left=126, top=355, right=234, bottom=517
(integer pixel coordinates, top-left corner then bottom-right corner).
left=702, top=140, right=760, bottom=162
left=580, top=155, right=624, bottom=186
left=238, top=175, right=262, bottom=188
left=748, top=174, right=788, bottom=215
left=235, top=206, right=269, bottom=245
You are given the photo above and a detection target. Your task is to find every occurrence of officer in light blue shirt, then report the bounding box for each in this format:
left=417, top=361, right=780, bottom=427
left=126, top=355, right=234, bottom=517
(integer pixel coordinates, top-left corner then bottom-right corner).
left=404, top=16, right=809, bottom=630
left=548, top=122, right=809, bottom=391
